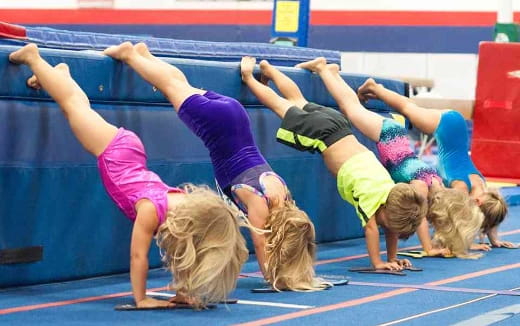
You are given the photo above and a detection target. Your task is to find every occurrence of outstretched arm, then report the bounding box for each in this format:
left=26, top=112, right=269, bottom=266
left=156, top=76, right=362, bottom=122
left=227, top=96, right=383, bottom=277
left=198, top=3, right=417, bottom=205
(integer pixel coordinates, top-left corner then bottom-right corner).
left=416, top=217, right=434, bottom=253
left=487, top=226, right=517, bottom=248
left=416, top=214, right=455, bottom=256
left=385, top=231, right=411, bottom=267
left=364, top=218, right=402, bottom=270
left=234, top=188, right=269, bottom=276
left=246, top=207, right=268, bottom=276
left=131, top=202, right=173, bottom=308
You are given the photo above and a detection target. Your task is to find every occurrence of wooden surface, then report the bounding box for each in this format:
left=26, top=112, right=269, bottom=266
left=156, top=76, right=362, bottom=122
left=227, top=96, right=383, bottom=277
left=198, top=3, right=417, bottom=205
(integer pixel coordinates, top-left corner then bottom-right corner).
left=411, top=97, right=475, bottom=119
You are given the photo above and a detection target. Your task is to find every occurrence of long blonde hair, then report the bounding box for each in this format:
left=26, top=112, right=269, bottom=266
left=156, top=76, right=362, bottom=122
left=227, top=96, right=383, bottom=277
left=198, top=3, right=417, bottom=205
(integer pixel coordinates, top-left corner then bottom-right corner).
left=156, top=185, right=249, bottom=308
left=479, top=190, right=508, bottom=233
left=428, top=188, right=484, bottom=258
left=258, top=199, right=328, bottom=292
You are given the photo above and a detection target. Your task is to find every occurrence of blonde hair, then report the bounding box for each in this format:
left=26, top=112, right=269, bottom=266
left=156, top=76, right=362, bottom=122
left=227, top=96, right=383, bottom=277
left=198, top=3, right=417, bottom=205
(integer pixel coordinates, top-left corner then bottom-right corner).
left=385, top=183, right=427, bottom=239
left=156, top=185, right=248, bottom=309
left=428, top=188, right=484, bottom=259
left=479, top=190, right=508, bottom=233
left=261, top=199, right=328, bottom=292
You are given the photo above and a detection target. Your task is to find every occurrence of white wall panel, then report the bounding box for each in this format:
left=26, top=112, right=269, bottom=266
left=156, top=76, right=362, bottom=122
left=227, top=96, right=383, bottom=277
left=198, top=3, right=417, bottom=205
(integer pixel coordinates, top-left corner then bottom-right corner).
left=114, top=0, right=272, bottom=10
left=426, top=53, right=478, bottom=99
left=340, top=52, right=365, bottom=74
left=362, top=53, right=428, bottom=79
left=0, top=0, right=76, bottom=9
left=311, top=0, right=520, bottom=12
left=3, top=0, right=520, bottom=11
left=341, top=52, right=478, bottom=100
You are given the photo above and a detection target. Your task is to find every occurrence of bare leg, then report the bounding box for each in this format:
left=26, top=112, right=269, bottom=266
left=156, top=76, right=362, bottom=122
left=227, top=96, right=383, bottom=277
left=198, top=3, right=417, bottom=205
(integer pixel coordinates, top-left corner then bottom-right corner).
left=104, top=42, right=205, bottom=111
left=9, top=44, right=117, bottom=156
left=134, top=42, right=174, bottom=68
left=358, top=78, right=443, bottom=135
left=240, top=56, right=294, bottom=119
left=259, top=60, right=308, bottom=108
left=400, top=106, right=443, bottom=135
left=297, top=58, right=383, bottom=142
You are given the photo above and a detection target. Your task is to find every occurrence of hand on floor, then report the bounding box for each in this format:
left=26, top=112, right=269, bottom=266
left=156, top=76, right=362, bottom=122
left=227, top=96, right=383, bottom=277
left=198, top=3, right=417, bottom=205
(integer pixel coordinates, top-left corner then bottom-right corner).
left=491, top=240, right=518, bottom=249
left=136, top=297, right=174, bottom=308
left=374, top=261, right=403, bottom=271
left=389, top=258, right=412, bottom=268
left=471, top=243, right=492, bottom=251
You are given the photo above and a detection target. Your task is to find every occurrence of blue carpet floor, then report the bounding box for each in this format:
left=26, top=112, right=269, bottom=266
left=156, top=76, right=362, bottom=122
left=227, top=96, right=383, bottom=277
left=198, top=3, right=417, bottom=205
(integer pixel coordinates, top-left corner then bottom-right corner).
left=1, top=207, right=519, bottom=326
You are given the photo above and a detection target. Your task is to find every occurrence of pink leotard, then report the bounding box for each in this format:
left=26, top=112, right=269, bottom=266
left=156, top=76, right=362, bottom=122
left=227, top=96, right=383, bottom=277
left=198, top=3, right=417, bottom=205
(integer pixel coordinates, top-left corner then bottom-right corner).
left=97, top=128, right=183, bottom=224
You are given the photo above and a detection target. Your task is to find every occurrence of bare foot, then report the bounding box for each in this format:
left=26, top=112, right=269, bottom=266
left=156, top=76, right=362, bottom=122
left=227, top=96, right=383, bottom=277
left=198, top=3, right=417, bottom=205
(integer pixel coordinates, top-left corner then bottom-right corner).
left=359, top=78, right=377, bottom=91
left=258, top=60, right=274, bottom=85
left=9, top=43, right=40, bottom=65
left=259, top=74, right=270, bottom=85
left=54, top=62, right=70, bottom=74
left=357, top=78, right=380, bottom=102
left=103, top=41, right=135, bottom=61
left=294, top=57, right=327, bottom=73
left=326, top=63, right=340, bottom=74
left=134, top=42, right=154, bottom=60
left=240, top=56, right=256, bottom=82
left=26, top=63, right=70, bottom=90
left=26, top=74, right=40, bottom=89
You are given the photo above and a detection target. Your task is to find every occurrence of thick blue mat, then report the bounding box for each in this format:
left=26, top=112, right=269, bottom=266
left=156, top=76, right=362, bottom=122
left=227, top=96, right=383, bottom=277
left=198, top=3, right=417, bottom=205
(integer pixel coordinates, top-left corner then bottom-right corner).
left=5, top=26, right=343, bottom=67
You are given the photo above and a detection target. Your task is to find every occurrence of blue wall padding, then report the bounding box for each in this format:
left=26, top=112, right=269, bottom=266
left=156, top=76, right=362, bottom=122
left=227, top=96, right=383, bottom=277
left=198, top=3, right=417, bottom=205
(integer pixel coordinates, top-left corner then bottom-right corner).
left=0, top=44, right=405, bottom=287
left=0, top=44, right=404, bottom=112
left=14, top=26, right=342, bottom=67
left=23, top=24, right=492, bottom=54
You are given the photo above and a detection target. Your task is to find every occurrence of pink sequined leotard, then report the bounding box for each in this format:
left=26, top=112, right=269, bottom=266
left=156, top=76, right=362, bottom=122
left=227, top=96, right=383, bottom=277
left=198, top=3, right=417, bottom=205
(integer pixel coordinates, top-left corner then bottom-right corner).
left=97, top=128, right=183, bottom=225
left=377, top=119, right=442, bottom=186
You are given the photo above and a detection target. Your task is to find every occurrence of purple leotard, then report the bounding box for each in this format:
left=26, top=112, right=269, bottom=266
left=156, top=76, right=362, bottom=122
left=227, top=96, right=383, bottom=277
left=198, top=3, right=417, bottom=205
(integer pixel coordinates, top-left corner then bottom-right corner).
left=98, top=128, right=183, bottom=224
left=230, top=167, right=288, bottom=213
left=178, top=91, right=280, bottom=209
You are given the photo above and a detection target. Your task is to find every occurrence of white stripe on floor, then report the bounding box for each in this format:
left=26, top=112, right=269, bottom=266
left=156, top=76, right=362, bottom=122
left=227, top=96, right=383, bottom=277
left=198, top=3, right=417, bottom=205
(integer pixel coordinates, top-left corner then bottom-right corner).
left=377, top=286, right=520, bottom=326
left=234, top=300, right=313, bottom=309
left=451, top=304, right=520, bottom=326
left=146, top=291, right=314, bottom=309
